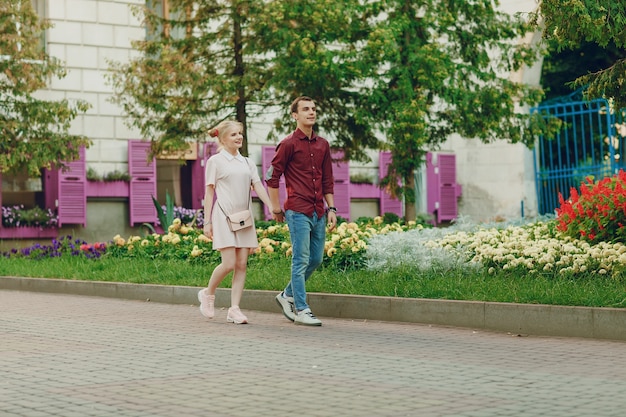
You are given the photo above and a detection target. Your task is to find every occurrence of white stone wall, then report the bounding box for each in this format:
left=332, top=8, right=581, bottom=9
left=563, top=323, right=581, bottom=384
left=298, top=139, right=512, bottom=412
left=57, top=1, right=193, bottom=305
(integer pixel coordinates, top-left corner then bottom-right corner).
left=43, top=0, right=145, bottom=177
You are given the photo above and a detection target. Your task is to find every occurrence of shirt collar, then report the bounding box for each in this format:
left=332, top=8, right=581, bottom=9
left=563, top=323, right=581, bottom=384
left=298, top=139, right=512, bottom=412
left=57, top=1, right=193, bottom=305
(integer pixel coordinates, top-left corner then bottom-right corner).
left=294, top=127, right=317, bottom=141
left=220, top=149, right=245, bottom=162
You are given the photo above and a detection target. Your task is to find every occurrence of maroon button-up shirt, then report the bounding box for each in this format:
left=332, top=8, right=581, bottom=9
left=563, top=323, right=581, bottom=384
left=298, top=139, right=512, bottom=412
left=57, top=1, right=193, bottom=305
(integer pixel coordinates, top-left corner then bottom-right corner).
left=266, top=128, right=335, bottom=218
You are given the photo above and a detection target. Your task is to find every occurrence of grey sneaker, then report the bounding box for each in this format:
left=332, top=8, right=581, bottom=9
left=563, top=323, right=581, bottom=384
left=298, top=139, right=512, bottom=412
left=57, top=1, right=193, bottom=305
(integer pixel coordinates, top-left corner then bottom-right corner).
left=275, top=291, right=295, bottom=322
left=294, top=308, right=322, bottom=326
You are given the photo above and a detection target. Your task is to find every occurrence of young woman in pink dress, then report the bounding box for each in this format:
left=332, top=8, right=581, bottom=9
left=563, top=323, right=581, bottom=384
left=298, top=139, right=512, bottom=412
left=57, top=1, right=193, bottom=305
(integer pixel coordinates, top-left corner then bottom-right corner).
left=197, top=120, right=274, bottom=324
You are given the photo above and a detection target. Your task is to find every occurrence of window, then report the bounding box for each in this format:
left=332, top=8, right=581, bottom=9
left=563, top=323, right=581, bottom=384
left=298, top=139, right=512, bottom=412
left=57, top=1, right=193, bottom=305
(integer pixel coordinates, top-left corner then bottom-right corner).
left=31, top=0, right=46, bottom=52
left=146, top=0, right=189, bottom=40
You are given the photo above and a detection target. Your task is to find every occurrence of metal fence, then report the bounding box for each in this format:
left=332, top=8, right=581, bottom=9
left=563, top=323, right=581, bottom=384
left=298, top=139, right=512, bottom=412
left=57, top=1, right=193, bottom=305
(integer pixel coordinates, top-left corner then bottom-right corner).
left=532, top=92, right=626, bottom=214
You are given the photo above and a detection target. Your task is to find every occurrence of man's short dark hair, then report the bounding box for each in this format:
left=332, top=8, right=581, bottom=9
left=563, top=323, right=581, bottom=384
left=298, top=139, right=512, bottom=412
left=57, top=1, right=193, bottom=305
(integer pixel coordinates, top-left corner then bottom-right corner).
left=290, top=96, right=315, bottom=113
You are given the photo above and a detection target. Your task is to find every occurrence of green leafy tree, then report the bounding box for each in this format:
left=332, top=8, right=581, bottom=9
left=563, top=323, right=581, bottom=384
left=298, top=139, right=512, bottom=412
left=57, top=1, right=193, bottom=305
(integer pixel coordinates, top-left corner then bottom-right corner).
left=0, top=0, right=90, bottom=176
left=107, top=0, right=270, bottom=157
left=541, top=41, right=625, bottom=101
left=359, top=0, right=544, bottom=220
left=255, top=0, right=544, bottom=220
left=110, top=0, right=546, bottom=221
left=250, top=0, right=381, bottom=162
left=533, top=1, right=626, bottom=108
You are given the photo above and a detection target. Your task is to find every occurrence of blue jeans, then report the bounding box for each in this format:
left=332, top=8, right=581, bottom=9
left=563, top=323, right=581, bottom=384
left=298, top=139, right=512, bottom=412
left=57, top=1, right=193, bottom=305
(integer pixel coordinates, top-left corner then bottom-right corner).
left=283, top=210, right=326, bottom=312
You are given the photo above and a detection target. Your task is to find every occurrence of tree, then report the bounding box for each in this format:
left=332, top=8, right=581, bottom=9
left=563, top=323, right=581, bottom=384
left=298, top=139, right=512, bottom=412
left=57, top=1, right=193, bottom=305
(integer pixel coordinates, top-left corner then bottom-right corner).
left=111, top=0, right=545, bottom=221
left=254, top=0, right=545, bottom=220
left=533, top=1, right=626, bottom=108
left=250, top=0, right=381, bottom=163
left=541, top=41, right=625, bottom=101
left=359, top=0, right=544, bottom=220
left=107, top=0, right=271, bottom=157
left=0, top=0, right=90, bottom=176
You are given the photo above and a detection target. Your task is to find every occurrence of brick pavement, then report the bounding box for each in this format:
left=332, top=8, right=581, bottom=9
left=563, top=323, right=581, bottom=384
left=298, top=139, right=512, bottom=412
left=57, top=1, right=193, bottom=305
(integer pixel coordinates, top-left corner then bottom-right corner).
left=1, top=289, right=625, bottom=417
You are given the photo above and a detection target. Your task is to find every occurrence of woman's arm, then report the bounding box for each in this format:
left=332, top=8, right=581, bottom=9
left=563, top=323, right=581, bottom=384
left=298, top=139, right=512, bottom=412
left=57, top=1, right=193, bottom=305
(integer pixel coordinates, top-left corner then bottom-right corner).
left=253, top=181, right=275, bottom=213
left=203, top=184, right=215, bottom=238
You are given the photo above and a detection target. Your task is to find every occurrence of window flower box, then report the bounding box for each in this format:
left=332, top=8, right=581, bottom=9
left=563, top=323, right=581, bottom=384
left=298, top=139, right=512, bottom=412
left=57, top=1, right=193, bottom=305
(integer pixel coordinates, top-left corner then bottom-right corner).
left=86, top=180, right=129, bottom=198
left=350, top=183, right=380, bottom=199
left=0, top=226, right=59, bottom=239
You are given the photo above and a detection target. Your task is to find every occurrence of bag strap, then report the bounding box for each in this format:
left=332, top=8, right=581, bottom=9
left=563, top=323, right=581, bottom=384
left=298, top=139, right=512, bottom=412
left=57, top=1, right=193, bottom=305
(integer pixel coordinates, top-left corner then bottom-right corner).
left=216, top=157, right=251, bottom=217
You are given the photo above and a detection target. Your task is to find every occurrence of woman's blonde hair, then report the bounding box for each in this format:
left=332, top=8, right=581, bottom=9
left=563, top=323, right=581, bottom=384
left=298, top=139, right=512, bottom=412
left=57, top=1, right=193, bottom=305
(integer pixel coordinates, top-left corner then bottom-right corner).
left=208, top=120, right=243, bottom=149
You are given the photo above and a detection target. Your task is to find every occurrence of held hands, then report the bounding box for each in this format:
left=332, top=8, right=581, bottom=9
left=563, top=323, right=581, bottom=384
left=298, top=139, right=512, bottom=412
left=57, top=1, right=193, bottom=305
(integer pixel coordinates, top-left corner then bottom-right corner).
left=272, top=208, right=285, bottom=223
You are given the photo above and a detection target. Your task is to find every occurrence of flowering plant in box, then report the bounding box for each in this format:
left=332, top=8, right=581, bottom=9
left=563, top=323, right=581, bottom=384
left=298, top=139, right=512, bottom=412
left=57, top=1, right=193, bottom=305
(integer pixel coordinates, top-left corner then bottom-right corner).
left=1, top=205, right=59, bottom=228
left=555, top=170, right=626, bottom=244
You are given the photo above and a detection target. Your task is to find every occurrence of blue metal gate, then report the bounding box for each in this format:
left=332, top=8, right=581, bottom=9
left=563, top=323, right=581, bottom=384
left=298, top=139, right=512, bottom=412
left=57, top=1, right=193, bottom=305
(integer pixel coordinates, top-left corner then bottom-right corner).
left=532, top=92, right=626, bottom=215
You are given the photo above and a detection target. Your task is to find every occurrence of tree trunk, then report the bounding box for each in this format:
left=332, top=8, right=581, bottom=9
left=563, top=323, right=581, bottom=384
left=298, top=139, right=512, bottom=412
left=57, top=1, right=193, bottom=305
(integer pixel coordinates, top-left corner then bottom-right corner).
left=404, top=172, right=416, bottom=221
left=233, top=5, right=248, bottom=156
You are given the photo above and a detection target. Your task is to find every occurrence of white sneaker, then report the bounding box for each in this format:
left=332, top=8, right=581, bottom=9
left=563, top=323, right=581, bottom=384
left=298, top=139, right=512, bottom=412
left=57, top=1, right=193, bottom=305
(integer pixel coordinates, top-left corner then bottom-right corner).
left=294, top=308, right=322, bottom=326
left=275, top=292, right=295, bottom=322
left=198, top=289, right=215, bottom=319
left=227, top=306, right=248, bottom=324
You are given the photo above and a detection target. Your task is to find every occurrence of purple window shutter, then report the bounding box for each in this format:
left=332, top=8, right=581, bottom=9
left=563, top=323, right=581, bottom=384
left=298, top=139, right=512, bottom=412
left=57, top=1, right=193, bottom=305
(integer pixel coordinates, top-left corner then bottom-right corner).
left=437, top=153, right=458, bottom=222
left=190, top=142, right=216, bottom=210
left=0, top=173, right=2, bottom=231
left=57, top=146, right=87, bottom=227
left=331, top=150, right=350, bottom=220
left=425, top=152, right=439, bottom=218
left=42, top=167, right=59, bottom=213
left=262, top=146, right=287, bottom=220
left=379, top=151, right=403, bottom=217
left=128, top=140, right=157, bottom=226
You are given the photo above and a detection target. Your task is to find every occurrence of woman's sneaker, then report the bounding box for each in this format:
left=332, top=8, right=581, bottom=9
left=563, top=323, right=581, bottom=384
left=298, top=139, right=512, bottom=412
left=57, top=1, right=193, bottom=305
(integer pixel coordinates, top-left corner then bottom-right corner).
left=227, top=306, right=248, bottom=324
left=197, top=289, right=215, bottom=319
left=275, top=291, right=295, bottom=322
left=294, top=308, right=322, bottom=326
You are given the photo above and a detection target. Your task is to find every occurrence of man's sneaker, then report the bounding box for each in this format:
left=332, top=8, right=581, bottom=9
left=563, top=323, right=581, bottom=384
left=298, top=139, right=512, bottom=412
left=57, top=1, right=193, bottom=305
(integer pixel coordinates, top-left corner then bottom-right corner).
left=294, top=308, right=322, bottom=326
left=275, top=291, right=295, bottom=322
left=227, top=306, right=248, bottom=324
left=198, top=289, right=215, bottom=319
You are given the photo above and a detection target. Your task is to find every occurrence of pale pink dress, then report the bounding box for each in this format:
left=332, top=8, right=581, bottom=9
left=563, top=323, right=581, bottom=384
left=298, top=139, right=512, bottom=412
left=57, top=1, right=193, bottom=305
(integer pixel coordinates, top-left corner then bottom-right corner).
left=205, top=150, right=261, bottom=250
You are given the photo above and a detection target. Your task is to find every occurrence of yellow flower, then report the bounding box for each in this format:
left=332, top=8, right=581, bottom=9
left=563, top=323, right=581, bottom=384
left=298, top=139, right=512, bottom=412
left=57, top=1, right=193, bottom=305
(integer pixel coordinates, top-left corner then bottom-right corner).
left=264, top=246, right=275, bottom=253
left=141, top=239, right=150, bottom=246
left=171, top=236, right=181, bottom=245
left=190, top=245, right=203, bottom=257
left=260, top=238, right=275, bottom=247
left=326, top=247, right=337, bottom=257
left=196, top=234, right=210, bottom=243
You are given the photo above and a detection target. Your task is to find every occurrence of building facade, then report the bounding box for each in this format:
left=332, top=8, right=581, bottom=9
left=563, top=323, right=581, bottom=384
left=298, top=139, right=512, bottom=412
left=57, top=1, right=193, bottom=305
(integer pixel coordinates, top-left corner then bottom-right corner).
left=1, top=0, right=542, bottom=245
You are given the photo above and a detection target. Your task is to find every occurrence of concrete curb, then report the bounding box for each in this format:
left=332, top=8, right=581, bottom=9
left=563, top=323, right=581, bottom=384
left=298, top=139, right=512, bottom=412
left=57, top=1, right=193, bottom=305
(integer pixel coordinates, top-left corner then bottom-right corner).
left=2, top=276, right=625, bottom=341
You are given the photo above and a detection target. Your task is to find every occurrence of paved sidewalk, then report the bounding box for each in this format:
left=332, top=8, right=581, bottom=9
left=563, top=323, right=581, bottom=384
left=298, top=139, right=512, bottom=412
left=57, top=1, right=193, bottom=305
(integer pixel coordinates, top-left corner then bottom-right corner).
left=2, top=290, right=626, bottom=417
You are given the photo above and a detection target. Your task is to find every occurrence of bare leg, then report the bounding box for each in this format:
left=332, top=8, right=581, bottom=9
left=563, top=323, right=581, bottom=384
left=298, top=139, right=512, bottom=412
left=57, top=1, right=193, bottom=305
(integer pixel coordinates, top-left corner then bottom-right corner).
left=207, top=247, right=236, bottom=294
left=230, top=248, right=250, bottom=307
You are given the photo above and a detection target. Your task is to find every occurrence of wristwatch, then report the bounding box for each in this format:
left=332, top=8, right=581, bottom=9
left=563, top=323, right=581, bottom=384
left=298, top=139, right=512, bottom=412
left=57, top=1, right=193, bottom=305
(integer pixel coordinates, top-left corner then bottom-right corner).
left=327, top=207, right=337, bottom=213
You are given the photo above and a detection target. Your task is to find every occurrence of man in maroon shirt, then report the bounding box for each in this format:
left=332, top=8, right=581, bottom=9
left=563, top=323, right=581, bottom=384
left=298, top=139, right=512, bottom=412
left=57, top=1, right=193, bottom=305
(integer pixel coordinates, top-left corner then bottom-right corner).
left=267, top=96, right=338, bottom=326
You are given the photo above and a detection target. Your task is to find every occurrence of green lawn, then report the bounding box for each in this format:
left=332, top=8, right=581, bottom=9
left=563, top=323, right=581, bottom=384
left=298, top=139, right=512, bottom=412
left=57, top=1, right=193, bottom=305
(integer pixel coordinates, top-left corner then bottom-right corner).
left=2, top=255, right=625, bottom=308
